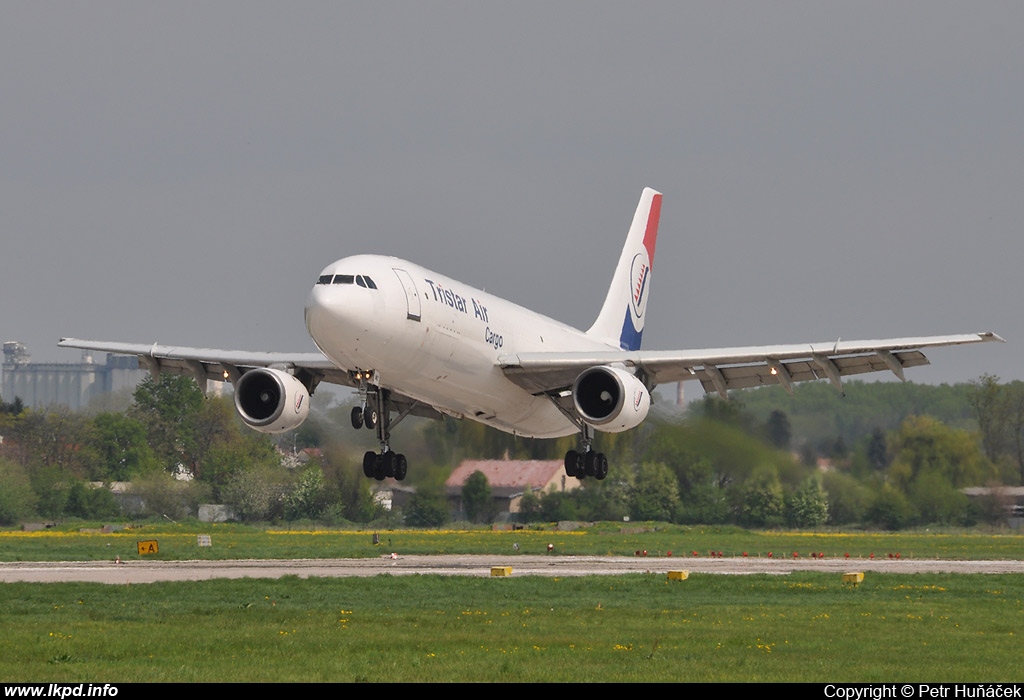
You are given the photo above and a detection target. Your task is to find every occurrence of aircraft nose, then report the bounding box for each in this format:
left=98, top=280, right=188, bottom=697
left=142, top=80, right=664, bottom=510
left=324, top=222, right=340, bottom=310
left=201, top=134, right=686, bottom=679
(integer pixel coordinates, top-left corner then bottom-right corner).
left=304, top=284, right=337, bottom=338
left=305, top=282, right=373, bottom=340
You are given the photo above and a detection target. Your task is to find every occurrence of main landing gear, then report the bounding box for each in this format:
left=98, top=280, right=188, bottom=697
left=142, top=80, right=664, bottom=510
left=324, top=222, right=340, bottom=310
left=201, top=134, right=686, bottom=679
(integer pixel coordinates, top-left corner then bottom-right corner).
left=563, top=424, right=609, bottom=480
left=362, top=449, right=408, bottom=482
left=350, top=371, right=412, bottom=482
left=542, top=396, right=611, bottom=481
left=564, top=449, right=609, bottom=480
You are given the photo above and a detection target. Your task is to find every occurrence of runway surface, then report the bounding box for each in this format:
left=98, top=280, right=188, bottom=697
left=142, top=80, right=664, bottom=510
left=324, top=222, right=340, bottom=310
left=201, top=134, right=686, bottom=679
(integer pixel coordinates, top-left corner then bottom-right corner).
left=2, top=555, right=1023, bottom=584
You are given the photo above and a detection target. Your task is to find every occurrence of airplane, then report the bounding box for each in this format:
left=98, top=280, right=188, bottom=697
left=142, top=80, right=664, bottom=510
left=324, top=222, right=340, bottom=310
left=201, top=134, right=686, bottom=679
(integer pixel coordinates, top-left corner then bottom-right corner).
left=59, top=187, right=1003, bottom=482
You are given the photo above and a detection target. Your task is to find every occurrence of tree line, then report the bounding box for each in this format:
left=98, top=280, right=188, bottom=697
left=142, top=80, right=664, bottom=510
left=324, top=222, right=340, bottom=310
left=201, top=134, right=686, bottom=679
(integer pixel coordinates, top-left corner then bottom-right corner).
left=440, top=379, right=1021, bottom=530
left=0, top=375, right=379, bottom=525
left=1, top=375, right=1021, bottom=529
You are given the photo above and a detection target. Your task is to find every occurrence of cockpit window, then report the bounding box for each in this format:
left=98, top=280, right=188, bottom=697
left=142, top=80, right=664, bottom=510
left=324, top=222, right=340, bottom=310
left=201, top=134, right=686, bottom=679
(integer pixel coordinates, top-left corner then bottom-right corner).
left=317, top=273, right=376, bottom=288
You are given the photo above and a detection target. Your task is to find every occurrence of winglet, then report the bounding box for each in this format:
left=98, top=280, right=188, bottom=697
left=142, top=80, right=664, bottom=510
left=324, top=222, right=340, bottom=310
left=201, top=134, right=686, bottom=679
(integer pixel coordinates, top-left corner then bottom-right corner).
left=586, top=187, right=662, bottom=351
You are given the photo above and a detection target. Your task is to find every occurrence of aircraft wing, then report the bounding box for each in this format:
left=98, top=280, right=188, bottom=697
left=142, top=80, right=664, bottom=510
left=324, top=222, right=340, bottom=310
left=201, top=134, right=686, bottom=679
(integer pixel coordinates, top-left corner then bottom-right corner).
left=497, top=332, right=1005, bottom=398
left=56, top=338, right=443, bottom=420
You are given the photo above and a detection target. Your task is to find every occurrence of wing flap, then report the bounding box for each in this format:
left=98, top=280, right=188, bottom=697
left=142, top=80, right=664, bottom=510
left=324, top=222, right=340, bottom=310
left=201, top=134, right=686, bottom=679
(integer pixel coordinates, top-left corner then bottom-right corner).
left=694, top=350, right=930, bottom=394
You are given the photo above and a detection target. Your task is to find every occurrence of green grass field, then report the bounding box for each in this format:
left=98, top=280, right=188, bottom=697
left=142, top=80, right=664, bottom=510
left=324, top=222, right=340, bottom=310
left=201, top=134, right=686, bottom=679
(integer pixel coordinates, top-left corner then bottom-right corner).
left=3, top=521, right=1023, bottom=562
left=2, top=523, right=1022, bottom=682
left=1, top=572, right=1021, bottom=682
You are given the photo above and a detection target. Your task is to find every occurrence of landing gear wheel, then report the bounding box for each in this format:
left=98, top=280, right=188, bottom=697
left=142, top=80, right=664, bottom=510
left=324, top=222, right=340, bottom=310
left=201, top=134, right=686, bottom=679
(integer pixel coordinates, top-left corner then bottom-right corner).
left=565, top=450, right=582, bottom=478
left=594, top=452, right=609, bottom=480
left=363, top=451, right=377, bottom=478
left=351, top=406, right=364, bottom=430
left=584, top=451, right=597, bottom=477
left=373, top=453, right=386, bottom=481
left=363, top=405, right=378, bottom=430
left=382, top=451, right=396, bottom=478
left=394, top=453, right=408, bottom=481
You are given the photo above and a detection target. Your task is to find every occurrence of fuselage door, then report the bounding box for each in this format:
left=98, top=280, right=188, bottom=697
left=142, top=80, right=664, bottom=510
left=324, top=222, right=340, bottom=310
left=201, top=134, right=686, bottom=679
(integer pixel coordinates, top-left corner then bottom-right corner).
left=392, top=268, right=422, bottom=322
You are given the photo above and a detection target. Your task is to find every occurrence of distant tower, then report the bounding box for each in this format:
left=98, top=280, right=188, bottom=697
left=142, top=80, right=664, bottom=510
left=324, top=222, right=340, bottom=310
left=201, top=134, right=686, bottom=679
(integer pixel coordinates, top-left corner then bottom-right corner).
left=2, top=341, right=31, bottom=368
left=676, top=381, right=685, bottom=407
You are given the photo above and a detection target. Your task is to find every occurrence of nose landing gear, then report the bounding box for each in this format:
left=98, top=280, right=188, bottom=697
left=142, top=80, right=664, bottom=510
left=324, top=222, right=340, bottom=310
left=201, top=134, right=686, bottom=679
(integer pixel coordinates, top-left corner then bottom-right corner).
left=351, top=370, right=413, bottom=481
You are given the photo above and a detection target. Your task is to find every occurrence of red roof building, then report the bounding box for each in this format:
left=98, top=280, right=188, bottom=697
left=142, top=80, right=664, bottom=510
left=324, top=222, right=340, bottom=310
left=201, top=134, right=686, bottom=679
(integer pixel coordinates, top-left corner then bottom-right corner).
left=445, top=459, right=580, bottom=520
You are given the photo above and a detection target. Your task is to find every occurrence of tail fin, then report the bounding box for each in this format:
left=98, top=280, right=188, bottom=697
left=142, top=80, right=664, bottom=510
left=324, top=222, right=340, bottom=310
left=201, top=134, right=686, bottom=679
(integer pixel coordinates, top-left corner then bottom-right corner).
left=586, top=187, right=662, bottom=350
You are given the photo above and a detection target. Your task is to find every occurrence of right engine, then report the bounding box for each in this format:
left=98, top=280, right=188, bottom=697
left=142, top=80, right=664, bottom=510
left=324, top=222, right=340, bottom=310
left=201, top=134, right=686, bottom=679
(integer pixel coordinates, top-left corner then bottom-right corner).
left=234, top=367, right=311, bottom=434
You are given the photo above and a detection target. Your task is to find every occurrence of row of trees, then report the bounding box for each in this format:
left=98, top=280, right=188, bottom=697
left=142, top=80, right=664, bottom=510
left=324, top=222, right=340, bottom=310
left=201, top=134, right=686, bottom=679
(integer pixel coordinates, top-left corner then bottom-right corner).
left=1, top=374, right=1020, bottom=529
left=504, top=413, right=1001, bottom=530
left=966, top=374, right=1024, bottom=484
left=738, top=376, right=1024, bottom=483
left=390, top=380, right=1015, bottom=530
left=513, top=460, right=830, bottom=528
left=0, top=376, right=380, bottom=525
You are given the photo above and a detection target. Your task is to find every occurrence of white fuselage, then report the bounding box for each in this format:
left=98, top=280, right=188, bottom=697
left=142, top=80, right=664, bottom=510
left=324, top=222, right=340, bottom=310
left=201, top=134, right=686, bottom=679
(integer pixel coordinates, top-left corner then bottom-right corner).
left=304, top=254, right=617, bottom=438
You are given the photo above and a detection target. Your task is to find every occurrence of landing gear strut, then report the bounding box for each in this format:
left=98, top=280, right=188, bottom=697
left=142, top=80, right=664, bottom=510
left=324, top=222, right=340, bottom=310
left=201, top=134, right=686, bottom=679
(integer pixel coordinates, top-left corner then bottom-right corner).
left=541, top=396, right=612, bottom=481
left=351, top=370, right=413, bottom=481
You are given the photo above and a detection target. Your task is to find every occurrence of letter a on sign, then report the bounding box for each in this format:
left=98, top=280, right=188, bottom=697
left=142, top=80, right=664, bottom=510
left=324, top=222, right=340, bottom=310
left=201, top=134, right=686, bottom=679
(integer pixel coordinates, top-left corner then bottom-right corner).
left=137, top=540, right=159, bottom=555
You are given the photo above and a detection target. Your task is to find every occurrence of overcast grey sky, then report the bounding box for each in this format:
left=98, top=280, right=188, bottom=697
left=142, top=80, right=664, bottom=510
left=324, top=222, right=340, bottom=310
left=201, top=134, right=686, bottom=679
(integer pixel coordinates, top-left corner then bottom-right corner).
left=2, top=2, right=1020, bottom=390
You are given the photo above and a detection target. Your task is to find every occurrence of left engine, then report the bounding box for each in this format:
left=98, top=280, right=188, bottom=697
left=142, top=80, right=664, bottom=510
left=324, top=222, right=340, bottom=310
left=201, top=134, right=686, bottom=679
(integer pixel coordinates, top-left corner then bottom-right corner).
left=234, top=367, right=311, bottom=434
left=572, top=365, right=651, bottom=433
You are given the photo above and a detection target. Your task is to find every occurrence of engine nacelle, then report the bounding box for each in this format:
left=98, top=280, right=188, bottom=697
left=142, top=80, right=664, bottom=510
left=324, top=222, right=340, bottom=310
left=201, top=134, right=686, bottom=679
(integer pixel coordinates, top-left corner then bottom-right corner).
left=572, top=365, right=651, bottom=433
left=234, top=367, right=311, bottom=434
